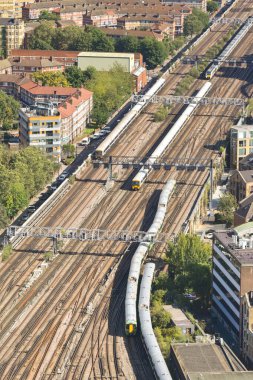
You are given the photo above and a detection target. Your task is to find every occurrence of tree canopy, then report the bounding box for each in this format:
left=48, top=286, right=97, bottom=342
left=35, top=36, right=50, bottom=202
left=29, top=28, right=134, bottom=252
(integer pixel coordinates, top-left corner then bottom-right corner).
left=217, top=192, right=237, bottom=226
left=207, top=1, right=219, bottom=13
left=32, top=71, right=69, bottom=87
left=39, top=10, right=59, bottom=21
left=184, top=8, right=209, bottom=36
left=166, top=233, right=212, bottom=306
left=27, top=23, right=188, bottom=69
left=0, top=91, right=20, bottom=130
left=0, top=146, right=58, bottom=222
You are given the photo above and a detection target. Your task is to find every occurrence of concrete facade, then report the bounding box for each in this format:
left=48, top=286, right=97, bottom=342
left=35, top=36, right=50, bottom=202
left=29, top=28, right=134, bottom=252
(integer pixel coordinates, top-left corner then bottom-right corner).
left=19, top=88, right=93, bottom=161
left=242, top=291, right=253, bottom=369
left=0, top=18, right=25, bottom=58
left=230, top=121, right=253, bottom=170
left=19, top=104, right=62, bottom=161
left=212, top=225, right=253, bottom=350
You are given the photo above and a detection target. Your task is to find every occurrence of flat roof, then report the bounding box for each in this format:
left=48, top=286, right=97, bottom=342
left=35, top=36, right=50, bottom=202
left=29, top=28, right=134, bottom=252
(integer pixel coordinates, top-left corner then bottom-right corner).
left=78, top=51, right=134, bottom=58
left=163, top=305, right=193, bottom=328
left=231, top=124, right=253, bottom=132
left=171, top=343, right=246, bottom=375
left=188, top=373, right=253, bottom=380
left=214, top=230, right=253, bottom=265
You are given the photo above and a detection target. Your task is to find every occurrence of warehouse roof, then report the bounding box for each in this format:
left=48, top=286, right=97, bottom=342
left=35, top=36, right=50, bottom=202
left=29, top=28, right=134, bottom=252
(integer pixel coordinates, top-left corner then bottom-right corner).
left=188, top=373, right=253, bottom=380
left=78, top=51, right=134, bottom=58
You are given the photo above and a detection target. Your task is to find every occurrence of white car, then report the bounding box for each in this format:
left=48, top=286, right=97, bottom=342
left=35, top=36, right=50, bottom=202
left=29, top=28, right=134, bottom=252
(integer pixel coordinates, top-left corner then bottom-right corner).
left=91, top=133, right=100, bottom=140
left=59, top=171, right=68, bottom=181
left=80, top=137, right=90, bottom=145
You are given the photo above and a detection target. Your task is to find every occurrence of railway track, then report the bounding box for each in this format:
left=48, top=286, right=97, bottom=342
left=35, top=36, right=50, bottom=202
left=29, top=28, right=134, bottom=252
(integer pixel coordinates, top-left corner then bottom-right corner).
left=0, top=1, right=252, bottom=378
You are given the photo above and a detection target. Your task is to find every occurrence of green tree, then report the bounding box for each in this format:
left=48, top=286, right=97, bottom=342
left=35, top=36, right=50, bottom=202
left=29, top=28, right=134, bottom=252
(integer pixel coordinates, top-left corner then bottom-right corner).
left=116, top=36, right=140, bottom=52
left=0, top=203, right=9, bottom=228
left=184, top=15, right=203, bottom=36
left=140, top=37, right=167, bottom=69
left=65, top=66, right=85, bottom=88
left=154, top=106, right=169, bottom=122
left=207, top=1, right=219, bottom=13
left=90, top=28, right=115, bottom=52
left=32, top=71, right=69, bottom=87
left=0, top=147, right=58, bottom=220
left=86, top=64, right=133, bottom=126
left=217, top=192, right=237, bottom=225
left=0, top=91, right=20, bottom=130
left=39, top=10, right=59, bottom=21
left=2, top=244, right=12, bottom=261
left=152, top=303, right=171, bottom=328
left=44, top=251, right=53, bottom=262
left=165, top=233, right=212, bottom=307
left=62, top=144, right=75, bottom=158
left=184, top=8, right=209, bottom=36
left=28, top=21, right=55, bottom=50
left=52, top=26, right=84, bottom=51
left=4, top=182, right=28, bottom=218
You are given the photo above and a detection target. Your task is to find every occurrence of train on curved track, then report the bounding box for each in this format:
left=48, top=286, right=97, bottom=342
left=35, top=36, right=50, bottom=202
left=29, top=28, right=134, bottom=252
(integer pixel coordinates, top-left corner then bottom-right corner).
left=139, top=263, right=173, bottom=380
left=125, top=179, right=176, bottom=336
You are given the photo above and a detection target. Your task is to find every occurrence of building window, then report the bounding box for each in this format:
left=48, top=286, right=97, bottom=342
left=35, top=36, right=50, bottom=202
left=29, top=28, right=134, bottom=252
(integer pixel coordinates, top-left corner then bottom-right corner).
left=239, top=148, right=246, bottom=155
left=239, top=140, right=246, bottom=147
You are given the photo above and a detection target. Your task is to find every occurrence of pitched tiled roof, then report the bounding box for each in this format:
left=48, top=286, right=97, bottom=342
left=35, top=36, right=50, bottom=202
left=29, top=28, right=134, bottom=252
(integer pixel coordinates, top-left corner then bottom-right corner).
left=11, top=49, right=79, bottom=59
left=20, top=80, right=78, bottom=96
left=58, top=88, right=93, bottom=118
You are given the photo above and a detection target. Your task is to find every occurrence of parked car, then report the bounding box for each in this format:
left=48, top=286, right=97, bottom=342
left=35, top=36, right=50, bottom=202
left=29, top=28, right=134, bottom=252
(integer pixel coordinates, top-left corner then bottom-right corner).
left=99, top=130, right=110, bottom=136
left=22, top=214, right=29, bottom=221
left=50, top=184, right=58, bottom=191
left=59, top=171, right=68, bottom=181
left=80, top=137, right=90, bottom=145
left=91, top=133, right=100, bottom=140
left=28, top=205, right=36, bottom=213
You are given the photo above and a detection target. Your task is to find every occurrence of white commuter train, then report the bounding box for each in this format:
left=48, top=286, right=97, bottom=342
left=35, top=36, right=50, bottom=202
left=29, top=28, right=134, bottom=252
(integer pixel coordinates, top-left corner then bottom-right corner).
left=125, top=179, right=176, bottom=336
left=139, top=263, right=173, bottom=380
left=131, top=81, right=212, bottom=190
left=206, top=16, right=253, bottom=79
left=94, top=77, right=166, bottom=159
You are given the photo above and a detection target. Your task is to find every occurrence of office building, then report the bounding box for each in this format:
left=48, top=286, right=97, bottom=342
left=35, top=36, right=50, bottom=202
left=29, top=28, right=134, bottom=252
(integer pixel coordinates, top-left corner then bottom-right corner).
left=212, top=224, right=253, bottom=348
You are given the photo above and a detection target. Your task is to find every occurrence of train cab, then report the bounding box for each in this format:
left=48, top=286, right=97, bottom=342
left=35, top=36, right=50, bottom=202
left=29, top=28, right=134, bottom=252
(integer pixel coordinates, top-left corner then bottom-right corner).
left=132, top=180, right=141, bottom=190
left=125, top=322, right=137, bottom=336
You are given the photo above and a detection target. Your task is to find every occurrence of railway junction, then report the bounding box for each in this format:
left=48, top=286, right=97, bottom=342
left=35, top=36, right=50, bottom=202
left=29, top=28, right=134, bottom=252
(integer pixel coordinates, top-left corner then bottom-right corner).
left=1, top=0, right=253, bottom=378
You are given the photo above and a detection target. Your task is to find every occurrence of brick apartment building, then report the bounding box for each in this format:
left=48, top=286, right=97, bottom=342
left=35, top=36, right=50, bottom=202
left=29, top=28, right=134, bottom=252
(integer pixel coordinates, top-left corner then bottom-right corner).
left=22, top=0, right=198, bottom=39
left=19, top=80, right=78, bottom=106
left=229, top=170, right=253, bottom=203
left=11, top=49, right=79, bottom=68
left=11, top=58, right=64, bottom=75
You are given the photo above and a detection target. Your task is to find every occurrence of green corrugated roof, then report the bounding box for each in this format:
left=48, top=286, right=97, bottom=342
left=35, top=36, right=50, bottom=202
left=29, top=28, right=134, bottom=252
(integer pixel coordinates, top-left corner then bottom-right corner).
left=234, top=222, right=253, bottom=235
